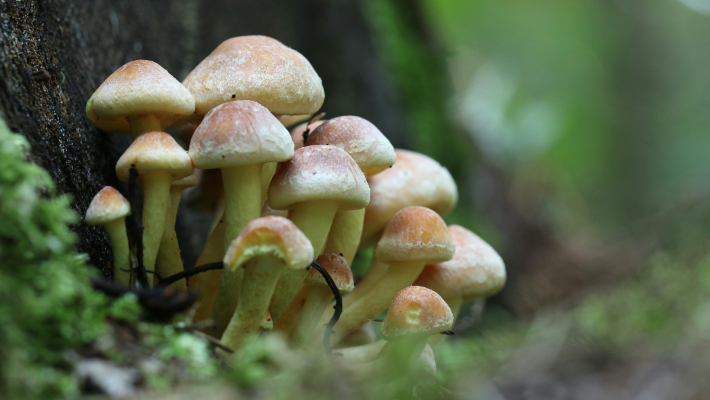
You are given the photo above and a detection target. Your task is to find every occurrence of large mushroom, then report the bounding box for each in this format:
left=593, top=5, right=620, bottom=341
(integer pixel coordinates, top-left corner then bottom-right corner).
left=267, top=145, right=369, bottom=320
left=115, top=132, right=193, bottom=286
left=85, top=187, right=132, bottom=286
left=86, top=60, right=195, bottom=138
left=220, top=217, right=313, bottom=353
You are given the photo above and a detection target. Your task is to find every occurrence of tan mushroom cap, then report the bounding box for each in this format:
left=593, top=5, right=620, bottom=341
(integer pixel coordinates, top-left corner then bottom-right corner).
left=415, top=225, right=506, bottom=301
left=376, top=206, right=454, bottom=263
left=86, top=60, right=195, bottom=132
left=290, top=120, right=326, bottom=150
left=278, top=114, right=312, bottom=128
left=305, top=116, right=395, bottom=176
left=268, top=145, right=370, bottom=211
left=223, top=216, right=314, bottom=271
left=115, top=132, right=193, bottom=182
left=306, top=253, right=355, bottom=293
left=380, top=286, right=453, bottom=341
left=361, top=149, right=458, bottom=248
left=183, top=36, right=325, bottom=116
left=188, top=101, right=294, bottom=169
left=85, top=187, right=131, bottom=225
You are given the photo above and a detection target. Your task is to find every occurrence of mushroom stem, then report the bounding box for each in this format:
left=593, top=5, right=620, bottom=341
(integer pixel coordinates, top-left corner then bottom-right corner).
left=221, top=256, right=283, bottom=352
left=290, top=286, right=333, bottom=347
left=320, top=260, right=426, bottom=346
left=428, top=295, right=462, bottom=348
left=189, top=221, right=225, bottom=323
left=141, top=171, right=172, bottom=286
left=156, top=187, right=188, bottom=290
left=104, top=218, right=131, bottom=286
left=272, top=285, right=309, bottom=335
left=333, top=340, right=386, bottom=363
left=261, top=162, right=277, bottom=203
left=323, top=208, right=365, bottom=264
left=269, top=201, right=338, bottom=320
left=379, top=338, right=428, bottom=379
left=127, top=115, right=162, bottom=140
left=318, top=258, right=388, bottom=331
left=221, top=165, right=262, bottom=250
left=209, top=196, right=225, bottom=234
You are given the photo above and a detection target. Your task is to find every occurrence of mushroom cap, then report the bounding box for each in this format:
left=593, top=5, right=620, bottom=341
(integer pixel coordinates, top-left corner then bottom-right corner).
left=305, top=116, right=395, bottom=177
left=380, top=286, right=453, bottom=341
left=223, top=216, right=314, bottom=271
left=306, top=253, right=355, bottom=293
left=415, top=225, right=506, bottom=301
left=188, top=101, right=294, bottom=169
left=360, top=149, right=458, bottom=248
left=277, top=114, right=312, bottom=128
left=85, top=187, right=131, bottom=225
left=115, top=132, right=194, bottom=182
left=290, top=120, right=326, bottom=150
left=268, top=145, right=370, bottom=211
left=86, top=60, right=195, bottom=132
left=116, top=131, right=194, bottom=182
left=375, top=206, right=454, bottom=263
left=183, top=36, right=325, bottom=116
left=172, top=171, right=199, bottom=189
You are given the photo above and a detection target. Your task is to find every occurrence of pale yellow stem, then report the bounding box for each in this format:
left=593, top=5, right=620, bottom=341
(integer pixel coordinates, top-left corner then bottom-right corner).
left=189, top=221, right=225, bottom=323
left=141, top=171, right=171, bottom=286
left=127, top=114, right=162, bottom=140
left=221, top=164, right=262, bottom=251
left=312, top=260, right=425, bottom=348
left=333, top=340, right=386, bottom=364
left=261, top=162, right=277, bottom=204
left=269, top=201, right=338, bottom=321
left=221, top=257, right=283, bottom=353
left=104, top=218, right=131, bottom=286
left=272, top=284, right=310, bottom=335
left=323, top=208, right=365, bottom=264
left=209, top=195, right=225, bottom=234
left=156, top=188, right=187, bottom=290
left=290, top=286, right=333, bottom=348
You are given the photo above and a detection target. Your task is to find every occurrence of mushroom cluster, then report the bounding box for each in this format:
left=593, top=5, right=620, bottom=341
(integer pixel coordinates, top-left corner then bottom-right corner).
left=84, top=35, right=507, bottom=382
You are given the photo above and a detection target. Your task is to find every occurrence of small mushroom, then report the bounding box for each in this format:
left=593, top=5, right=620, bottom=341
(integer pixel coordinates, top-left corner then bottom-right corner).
left=220, top=216, right=313, bottom=352
left=85, top=187, right=132, bottom=286
left=116, top=132, right=193, bottom=286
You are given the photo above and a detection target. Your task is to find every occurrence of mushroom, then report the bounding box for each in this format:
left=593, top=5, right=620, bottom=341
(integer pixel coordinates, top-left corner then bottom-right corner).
left=305, top=116, right=396, bottom=263
left=277, top=114, right=313, bottom=128
left=378, top=286, right=452, bottom=379
left=289, top=253, right=354, bottom=347
left=183, top=36, right=324, bottom=118
left=267, top=145, right=369, bottom=320
left=290, top=120, right=326, bottom=151
left=115, top=132, right=193, bottom=286
left=316, top=206, right=454, bottom=346
left=414, top=225, right=506, bottom=346
left=85, top=187, right=132, bottom=286
left=337, top=321, right=377, bottom=348
left=220, top=216, right=313, bottom=353
left=189, top=100, right=294, bottom=250
left=187, top=220, right=225, bottom=323
left=86, top=60, right=195, bottom=139
left=155, top=172, right=198, bottom=289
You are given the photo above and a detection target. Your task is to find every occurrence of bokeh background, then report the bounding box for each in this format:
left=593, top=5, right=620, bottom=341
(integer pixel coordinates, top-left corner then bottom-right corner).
left=3, top=0, right=710, bottom=398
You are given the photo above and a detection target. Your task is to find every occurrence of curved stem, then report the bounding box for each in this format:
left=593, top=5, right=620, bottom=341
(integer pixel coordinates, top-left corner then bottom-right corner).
left=189, top=221, right=226, bottom=322
left=141, top=171, right=171, bottom=286
left=104, top=218, right=131, bottom=286
left=155, top=187, right=187, bottom=290
left=221, top=257, right=283, bottom=353
left=313, top=260, right=425, bottom=348
left=127, top=114, right=162, bottom=140
left=290, top=286, right=333, bottom=348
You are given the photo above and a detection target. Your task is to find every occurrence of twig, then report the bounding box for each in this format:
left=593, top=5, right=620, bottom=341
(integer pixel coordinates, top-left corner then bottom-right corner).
left=158, top=262, right=224, bottom=286
left=126, top=167, right=149, bottom=288
left=310, top=259, right=342, bottom=356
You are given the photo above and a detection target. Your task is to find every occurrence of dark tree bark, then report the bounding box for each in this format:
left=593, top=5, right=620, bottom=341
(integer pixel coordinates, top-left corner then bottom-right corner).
left=0, top=0, right=406, bottom=275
